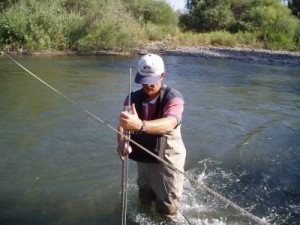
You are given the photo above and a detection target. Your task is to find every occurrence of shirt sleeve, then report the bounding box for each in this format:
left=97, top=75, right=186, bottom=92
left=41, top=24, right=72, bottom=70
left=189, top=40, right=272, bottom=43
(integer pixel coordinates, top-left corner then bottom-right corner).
left=162, top=97, right=184, bottom=123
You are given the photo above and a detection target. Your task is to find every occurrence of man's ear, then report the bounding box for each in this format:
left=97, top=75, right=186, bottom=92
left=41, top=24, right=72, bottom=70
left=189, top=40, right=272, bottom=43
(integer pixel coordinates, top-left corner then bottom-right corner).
left=160, top=72, right=166, bottom=80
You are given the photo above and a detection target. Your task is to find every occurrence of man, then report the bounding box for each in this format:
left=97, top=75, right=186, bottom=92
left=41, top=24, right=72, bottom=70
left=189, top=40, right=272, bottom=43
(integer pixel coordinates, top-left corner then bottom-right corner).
left=117, top=53, right=186, bottom=224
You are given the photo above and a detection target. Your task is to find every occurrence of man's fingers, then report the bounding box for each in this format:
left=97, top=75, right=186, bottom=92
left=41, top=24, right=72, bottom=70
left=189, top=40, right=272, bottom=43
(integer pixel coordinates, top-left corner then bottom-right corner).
left=131, top=103, right=137, bottom=115
left=124, top=141, right=132, bottom=155
left=117, top=141, right=132, bottom=161
left=117, top=143, right=125, bottom=161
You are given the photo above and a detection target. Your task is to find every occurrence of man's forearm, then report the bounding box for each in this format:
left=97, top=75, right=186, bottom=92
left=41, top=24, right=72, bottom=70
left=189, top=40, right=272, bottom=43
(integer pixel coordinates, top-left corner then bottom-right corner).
left=117, top=125, right=124, bottom=144
left=143, top=116, right=177, bottom=135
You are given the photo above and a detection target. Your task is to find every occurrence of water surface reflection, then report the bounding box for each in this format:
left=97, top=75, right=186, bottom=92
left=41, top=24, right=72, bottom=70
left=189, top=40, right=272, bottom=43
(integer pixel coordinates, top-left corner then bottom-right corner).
left=0, top=54, right=299, bottom=224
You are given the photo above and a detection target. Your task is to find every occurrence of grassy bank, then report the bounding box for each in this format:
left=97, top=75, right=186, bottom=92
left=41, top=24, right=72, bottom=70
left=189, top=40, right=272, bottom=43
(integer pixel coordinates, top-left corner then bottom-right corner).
left=0, top=0, right=299, bottom=53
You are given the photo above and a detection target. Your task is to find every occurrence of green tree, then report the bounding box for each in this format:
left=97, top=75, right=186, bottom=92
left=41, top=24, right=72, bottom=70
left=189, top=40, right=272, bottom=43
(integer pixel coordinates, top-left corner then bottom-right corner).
left=180, top=0, right=233, bottom=32
left=288, top=0, right=300, bottom=18
left=0, top=0, right=19, bottom=11
left=185, top=0, right=199, bottom=10
left=254, top=0, right=298, bottom=49
left=126, top=0, right=177, bottom=25
left=180, top=0, right=299, bottom=50
left=228, top=0, right=253, bottom=32
left=181, top=0, right=298, bottom=33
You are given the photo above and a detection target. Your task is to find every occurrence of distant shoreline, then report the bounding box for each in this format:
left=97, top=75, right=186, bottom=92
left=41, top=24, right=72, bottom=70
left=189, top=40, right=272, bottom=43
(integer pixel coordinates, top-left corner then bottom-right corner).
left=136, top=43, right=300, bottom=66
left=4, top=43, right=300, bottom=66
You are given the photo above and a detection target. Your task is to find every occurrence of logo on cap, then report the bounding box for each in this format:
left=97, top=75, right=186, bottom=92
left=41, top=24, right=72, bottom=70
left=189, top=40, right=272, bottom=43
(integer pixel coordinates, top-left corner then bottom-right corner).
left=141, top=66, right=152, bottom=74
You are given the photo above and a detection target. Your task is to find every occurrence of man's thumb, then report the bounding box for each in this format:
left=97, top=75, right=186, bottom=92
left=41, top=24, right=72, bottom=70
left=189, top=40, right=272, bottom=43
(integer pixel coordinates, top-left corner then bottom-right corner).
left=131, top=103, right=138, bottom=115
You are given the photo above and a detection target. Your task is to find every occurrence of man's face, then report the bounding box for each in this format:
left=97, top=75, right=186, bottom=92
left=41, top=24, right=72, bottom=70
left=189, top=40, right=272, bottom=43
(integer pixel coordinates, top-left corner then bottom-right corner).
left=141, top=73, right=164, bottom=99
left=142, top=82, right=161, bottom=99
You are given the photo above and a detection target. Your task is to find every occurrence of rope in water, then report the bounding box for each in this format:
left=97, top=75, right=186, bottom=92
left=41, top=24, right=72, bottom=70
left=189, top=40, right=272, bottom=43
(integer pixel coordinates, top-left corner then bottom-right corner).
left=3, top=52, right=270, bottom=225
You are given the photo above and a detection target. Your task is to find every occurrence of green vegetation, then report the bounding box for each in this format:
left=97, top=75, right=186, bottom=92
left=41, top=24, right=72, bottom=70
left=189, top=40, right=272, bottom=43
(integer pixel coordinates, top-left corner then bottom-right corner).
left=181, top=0, right=300, bottom=50
left=288, top=0, right=300, bottom=18
left=0, top=0, right=299, bottom=52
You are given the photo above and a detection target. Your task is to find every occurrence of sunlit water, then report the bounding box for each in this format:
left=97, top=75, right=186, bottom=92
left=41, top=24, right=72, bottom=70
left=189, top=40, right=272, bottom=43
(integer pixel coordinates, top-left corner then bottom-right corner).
left=0, top=54, right=299, bottom=225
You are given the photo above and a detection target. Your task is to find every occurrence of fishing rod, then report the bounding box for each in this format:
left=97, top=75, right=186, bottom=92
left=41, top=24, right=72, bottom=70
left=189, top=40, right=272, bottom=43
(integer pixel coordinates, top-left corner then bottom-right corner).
left=121, top=68, right=132, bottom=225
left=3, top=51, right=270, bottom=225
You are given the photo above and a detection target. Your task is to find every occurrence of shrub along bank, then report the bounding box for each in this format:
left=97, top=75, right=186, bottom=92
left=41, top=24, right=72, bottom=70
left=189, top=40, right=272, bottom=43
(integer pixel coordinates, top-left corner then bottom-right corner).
left=0, top=0, right=299, bottom=53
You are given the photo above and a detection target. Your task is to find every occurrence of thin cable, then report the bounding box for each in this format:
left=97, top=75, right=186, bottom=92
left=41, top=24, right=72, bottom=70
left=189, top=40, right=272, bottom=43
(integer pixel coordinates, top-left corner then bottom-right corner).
left=162, top=164, right=193, bottom=225
left=3, top=52, right=121, bottom=136
left=3, top=52, right=270, bottom=225
left=128, top=136, right=270, bottom=225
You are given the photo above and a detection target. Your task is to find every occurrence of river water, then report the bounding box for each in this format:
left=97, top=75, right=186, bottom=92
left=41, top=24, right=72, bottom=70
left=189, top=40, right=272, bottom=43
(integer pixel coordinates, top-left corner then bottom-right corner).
left=0, top=54, right=299, bottom=225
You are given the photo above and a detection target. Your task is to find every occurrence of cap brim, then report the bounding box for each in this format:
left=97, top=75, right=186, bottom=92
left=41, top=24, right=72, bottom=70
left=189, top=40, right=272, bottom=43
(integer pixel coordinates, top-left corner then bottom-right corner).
left=135, top=72, right=161, bottom=85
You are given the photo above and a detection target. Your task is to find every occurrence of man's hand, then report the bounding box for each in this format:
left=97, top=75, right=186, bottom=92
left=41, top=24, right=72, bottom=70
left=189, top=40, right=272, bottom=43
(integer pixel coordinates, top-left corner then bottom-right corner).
left=119, top=104, right=143, bottom=132
left=117, top=139, right=132, bottom=161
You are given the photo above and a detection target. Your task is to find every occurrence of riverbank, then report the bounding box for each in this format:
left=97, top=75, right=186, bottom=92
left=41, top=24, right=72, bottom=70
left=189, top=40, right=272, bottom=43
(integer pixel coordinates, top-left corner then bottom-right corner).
left=3, top=42, right=300, bottom=66
left=134, top=42, right=300, bottom=66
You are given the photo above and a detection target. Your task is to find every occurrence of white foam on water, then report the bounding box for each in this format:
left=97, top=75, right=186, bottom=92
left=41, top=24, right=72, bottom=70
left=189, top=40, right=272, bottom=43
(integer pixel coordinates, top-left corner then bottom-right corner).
left=125, top=159, right=233, bottom=225
left=124, top=158, right=289, bottom=224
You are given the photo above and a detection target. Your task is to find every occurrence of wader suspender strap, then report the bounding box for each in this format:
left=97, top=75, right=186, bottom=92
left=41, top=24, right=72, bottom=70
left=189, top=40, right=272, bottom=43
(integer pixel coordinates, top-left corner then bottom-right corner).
left=158, top=84, right=166, bottom=117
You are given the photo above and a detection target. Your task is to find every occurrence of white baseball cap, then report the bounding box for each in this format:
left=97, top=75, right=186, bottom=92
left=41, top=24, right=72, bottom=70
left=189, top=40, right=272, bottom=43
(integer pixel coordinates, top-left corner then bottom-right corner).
left=135, top=54, right=165, bottom=84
